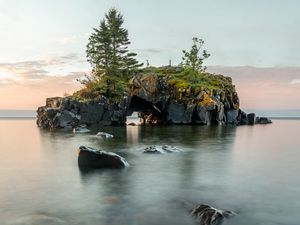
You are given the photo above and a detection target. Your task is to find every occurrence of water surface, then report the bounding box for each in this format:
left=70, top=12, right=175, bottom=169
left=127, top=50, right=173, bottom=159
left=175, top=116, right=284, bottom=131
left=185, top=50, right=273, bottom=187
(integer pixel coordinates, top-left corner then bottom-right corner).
left=0, top=119, right=299, bottom=225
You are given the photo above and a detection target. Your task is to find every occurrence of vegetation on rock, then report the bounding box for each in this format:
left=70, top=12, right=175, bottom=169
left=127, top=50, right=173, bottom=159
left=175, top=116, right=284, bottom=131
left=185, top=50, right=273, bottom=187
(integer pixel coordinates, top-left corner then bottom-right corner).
left=80, top=8, right=142, bottom=101
left=73, top=8, right=235, bottom=106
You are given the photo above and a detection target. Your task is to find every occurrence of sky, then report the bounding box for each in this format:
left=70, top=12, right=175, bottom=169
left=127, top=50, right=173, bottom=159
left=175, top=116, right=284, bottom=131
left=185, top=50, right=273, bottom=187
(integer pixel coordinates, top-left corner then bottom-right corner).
left=0, top=0, right=299, bottom=115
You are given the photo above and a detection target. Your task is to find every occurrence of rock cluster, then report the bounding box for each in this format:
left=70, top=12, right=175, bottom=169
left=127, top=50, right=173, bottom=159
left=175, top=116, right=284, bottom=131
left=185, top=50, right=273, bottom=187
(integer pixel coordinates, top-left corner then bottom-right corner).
left=190, top=204, right=234, bottom=225
left=143, top=145, right=181, bottom=154
left=36, top=96, right=130, bottom=129
left=76, top=145, right=234, bottom=223
left=37, top=72, right=271, bottom=129
left=95, top=132, right=114, bottom=138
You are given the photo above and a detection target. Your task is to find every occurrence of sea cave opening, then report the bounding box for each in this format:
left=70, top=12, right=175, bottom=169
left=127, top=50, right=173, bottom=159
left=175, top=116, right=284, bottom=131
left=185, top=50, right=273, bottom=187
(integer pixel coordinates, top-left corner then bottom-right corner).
left=127, top=95, right=163, bottom=125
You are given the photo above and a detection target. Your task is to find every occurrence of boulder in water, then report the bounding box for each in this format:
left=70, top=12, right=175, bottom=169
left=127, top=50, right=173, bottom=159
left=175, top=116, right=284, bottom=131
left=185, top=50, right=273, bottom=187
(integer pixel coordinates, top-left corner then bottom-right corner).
left=191, top=204, right=234, bottom=225
left=143, top=145, right=181, bottom=154
left=78, top=146, right=129, bottom=169
left=95, top=132, right=114, bottom=138
left=75, top=127, right=91, bottom=133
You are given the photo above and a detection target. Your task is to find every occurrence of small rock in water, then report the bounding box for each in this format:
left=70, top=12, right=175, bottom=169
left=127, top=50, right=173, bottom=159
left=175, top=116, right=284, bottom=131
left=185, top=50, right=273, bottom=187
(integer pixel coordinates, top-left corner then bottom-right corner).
left=75, top=127, right=91, bottom=133
left=190, top=204, right=234, bottom=225
left=143, top=145, right=181, bottom=154
left=256, top=117, right=272, bottom=124
left=95, top=132, right=114, bottom=138
left=78, top=146, right=129, bottom=169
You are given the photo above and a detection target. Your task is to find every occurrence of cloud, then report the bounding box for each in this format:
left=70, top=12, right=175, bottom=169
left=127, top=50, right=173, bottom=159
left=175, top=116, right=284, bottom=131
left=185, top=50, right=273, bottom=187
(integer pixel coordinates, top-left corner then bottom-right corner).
left=290, top=79, right=300, bottom=85
left=207, top=66, right=300, bottom=110
left=0, top=53, right=90, bottom=109
left=55, top=36, right=80, bottom=45
left=2, top=64, right=300, bottom=110
left=0, top=53, right=84, bottom=80
left=0, top=72, right=84, bottom=109
left=53, top=34, right=89, bottom=45
left=134, top=48, right=162, bottom=54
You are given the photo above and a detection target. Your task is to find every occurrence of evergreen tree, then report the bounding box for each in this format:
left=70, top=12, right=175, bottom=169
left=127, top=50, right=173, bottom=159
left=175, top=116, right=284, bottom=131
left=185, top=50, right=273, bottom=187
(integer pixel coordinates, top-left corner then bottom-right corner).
left=86, top=8, right=142, bottom=81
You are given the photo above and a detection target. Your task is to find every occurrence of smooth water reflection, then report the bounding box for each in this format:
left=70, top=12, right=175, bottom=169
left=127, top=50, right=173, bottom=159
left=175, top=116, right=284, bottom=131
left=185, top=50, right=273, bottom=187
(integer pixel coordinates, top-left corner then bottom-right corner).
left=0, top=119, right=299, bottom=225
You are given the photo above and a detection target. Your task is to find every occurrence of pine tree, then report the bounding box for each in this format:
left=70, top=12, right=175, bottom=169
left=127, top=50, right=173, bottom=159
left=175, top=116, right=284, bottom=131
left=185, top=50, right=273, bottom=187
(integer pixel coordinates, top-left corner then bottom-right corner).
left=86, top=8, right=142, bottom=80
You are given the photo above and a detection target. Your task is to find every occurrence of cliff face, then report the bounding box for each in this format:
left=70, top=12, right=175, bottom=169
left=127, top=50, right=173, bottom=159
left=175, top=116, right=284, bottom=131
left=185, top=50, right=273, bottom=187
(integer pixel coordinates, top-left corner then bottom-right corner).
left=37, top=96, right=130, bottom=129
left=36, top=71, right=271, bottom=129
left=129, top=73, right=240, bottom=125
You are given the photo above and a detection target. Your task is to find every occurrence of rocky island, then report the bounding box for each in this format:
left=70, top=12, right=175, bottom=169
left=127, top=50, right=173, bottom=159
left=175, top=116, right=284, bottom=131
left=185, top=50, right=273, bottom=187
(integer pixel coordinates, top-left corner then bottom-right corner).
left=37, top=66, right=271, bottom=129
left=36, top=9, right=271, bottom=130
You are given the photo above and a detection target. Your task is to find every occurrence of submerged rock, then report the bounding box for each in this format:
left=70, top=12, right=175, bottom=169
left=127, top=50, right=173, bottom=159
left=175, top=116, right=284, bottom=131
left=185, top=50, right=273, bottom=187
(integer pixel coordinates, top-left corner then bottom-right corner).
left=95, top=132, right=114, bottom=138
left=75, top=127, right=91, bottom=133
left=78, top=146, right=129, bottom=169
left=191, top=204, right=234, bottom=225
left=143, top=145, right=181, bottom=154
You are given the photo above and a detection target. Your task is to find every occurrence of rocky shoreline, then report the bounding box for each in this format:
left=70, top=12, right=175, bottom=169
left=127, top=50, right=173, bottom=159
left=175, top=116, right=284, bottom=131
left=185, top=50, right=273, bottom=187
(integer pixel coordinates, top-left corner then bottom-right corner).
left=37, top=72, right=271, bottom=130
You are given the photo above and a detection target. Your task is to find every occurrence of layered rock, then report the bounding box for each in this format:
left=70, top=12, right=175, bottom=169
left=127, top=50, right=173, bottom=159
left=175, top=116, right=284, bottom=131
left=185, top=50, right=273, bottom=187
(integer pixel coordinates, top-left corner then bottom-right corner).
left=36, top=69, right=271, bottom=129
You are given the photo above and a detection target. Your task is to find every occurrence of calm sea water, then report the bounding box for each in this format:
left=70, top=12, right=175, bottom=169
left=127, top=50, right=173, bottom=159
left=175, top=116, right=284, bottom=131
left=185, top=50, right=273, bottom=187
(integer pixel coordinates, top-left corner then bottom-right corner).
left=0, top=118, right=299, bottom=225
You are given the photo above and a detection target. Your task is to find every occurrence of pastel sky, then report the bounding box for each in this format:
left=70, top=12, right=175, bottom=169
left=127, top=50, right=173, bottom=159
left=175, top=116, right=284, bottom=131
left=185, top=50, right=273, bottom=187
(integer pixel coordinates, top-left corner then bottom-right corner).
left=0, top=0, right=299, bottom=114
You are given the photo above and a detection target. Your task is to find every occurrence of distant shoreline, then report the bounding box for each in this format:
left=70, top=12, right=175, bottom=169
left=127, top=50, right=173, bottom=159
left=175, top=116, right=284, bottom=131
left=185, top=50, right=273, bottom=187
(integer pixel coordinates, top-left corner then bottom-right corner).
left=0, top=116, right=299, bottom=120
left=0, top=110, right=299, bottom=120
left=0, top=117, right=35, bottom=119
left=270, top=117, right=300, bottom=120
left=0, top=110, right=36, bottom=118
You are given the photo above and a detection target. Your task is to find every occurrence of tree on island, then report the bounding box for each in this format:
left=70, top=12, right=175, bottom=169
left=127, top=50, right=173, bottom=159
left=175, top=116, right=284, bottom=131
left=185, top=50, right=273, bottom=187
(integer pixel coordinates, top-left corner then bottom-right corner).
left=75, top=10, right=213, bottom=102
left=86, top=8, right=142, bottom=96
left=181, top=37, right=210, bottom=83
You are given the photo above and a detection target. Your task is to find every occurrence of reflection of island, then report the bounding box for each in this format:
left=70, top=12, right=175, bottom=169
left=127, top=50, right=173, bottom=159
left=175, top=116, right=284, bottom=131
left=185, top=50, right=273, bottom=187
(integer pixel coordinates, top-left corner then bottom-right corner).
left=126, top=125, right=141, bottom=145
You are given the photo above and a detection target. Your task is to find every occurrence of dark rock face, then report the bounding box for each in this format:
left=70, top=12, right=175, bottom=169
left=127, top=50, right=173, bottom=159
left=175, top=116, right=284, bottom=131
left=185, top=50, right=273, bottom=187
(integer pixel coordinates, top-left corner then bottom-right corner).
left=78, top=146, right=129, bottom=169
left=238, top=110, right=248, bottom=125
left=247, top=113, right=256, bottom=125
left=194, top=106, right=211, bottom=125
left=166, top=101, right=193, bottom=124
left=36, top=96, right=129, bottom=130
left=191, top=204, right=234, bottom=225
left=226, top=109, right=239, bottom=124
left=128, top=74, right=270, bottom=126
left=36, top=73, right=271, bottom=129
